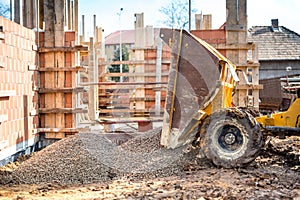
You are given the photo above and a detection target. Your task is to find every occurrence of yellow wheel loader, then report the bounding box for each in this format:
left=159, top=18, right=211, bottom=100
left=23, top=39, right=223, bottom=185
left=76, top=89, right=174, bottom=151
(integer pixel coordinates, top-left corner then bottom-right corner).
left=159, top=29, right=300, bottom=168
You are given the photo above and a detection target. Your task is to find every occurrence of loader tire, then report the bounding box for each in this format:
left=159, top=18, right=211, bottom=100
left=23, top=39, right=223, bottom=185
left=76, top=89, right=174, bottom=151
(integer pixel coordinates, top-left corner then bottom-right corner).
left=202, top=108, right=263, bottom=168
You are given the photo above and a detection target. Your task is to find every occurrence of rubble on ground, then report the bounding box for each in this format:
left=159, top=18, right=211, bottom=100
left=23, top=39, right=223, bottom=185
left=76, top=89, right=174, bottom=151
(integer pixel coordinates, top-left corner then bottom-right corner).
left=0, top=129, right=299, bottom=199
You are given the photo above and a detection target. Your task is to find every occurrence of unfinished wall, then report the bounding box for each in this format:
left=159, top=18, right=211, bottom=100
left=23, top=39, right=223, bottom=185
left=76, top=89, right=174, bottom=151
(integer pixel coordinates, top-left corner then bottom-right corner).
left=0, top=16, right=38, bottom=165
left=191, top=29, right=227, bottom=56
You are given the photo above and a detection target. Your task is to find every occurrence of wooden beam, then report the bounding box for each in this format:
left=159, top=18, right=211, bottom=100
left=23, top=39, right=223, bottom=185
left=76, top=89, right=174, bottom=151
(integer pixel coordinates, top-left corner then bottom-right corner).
left=44, top=132, right=66, bottom=139
left=99, top=109, right=164, bottom=114
left=235, top=84, right=263, bottom=90
left=38, top=45, right=88, bottom=52
left=236, top=63, right=260, bottom=68
left=39, top=108, right=87, bottom=114
left=82, top=81, right=168, bottom=86
left=97, top=116, right=163, bottom=124
left=38, top=128, right=79, bottom=133
left=103, top=72, right=169, bottom=77
left=216, top=43, right=255, bottom=50
left=99, top=59, right=171, bottom=66
left=98, top=85, right=167, bottom=90
left=39, top=87, right=85, bottom=93
left=38, top=66, right=85, bottom=71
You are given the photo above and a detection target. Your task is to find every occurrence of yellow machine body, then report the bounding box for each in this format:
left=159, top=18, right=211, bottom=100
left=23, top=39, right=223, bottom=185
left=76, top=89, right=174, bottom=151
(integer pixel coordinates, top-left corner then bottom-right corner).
left=256, top=98, right=300, bottom=128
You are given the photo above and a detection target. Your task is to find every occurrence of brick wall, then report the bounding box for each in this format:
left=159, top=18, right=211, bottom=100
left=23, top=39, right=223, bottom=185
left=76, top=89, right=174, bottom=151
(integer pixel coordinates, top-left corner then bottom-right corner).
left=0, top=16, right=38, bottom=164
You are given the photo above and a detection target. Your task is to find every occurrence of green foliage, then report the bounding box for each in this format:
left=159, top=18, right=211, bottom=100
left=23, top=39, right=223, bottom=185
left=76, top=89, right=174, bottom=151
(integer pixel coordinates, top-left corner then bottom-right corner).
left=108, top=45, right=129, bottom=82
left=159, top=0, right=197, bottom=30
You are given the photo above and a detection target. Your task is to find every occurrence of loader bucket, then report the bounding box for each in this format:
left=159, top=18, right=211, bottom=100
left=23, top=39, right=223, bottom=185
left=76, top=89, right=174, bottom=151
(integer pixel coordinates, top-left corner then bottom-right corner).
left=159, top=29, right=232, bottom=148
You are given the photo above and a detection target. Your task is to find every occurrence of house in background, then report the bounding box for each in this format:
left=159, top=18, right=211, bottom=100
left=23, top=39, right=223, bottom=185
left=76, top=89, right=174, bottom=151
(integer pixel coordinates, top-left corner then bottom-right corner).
left=248, top=19, right=300, bottom=80
left=248, top=19, right=300, bottom=111
left=104, top=30, right=135, bottom=62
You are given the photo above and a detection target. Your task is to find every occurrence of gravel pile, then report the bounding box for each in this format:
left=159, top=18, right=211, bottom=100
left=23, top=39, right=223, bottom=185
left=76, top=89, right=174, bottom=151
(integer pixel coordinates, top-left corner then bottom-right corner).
left=0, top=128, right=200, bottom=185
left=119, top=127, right=163, bottom=153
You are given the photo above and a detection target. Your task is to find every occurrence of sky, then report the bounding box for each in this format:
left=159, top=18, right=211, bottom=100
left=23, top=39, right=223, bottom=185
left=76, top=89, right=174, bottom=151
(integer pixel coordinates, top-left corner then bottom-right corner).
left=79, top=0, right=300, bottom=38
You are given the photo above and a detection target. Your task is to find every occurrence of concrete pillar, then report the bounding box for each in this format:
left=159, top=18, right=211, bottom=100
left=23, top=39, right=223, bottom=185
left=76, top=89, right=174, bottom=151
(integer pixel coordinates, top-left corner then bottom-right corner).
left=195, top=14, right=201, bottom=30
left=39, top=0, right=44, bottom=29
left=14, top=0, right=22, bottom=25
left=67, top=0, right=71, bottom=30
left=88, top=37, right=96, bottom=121
left=202, top=14, right=212, bottom=30
left=134, top=13, right=144, bottom=48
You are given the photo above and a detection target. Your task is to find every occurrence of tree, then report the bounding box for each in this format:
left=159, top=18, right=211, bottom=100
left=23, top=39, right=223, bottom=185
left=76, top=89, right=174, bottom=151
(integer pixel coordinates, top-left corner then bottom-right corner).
left=108, top=45, right=129, bottom=82
left=159, top=0, right=197, bottom=30
left=0, top=2, right=10, bottom=19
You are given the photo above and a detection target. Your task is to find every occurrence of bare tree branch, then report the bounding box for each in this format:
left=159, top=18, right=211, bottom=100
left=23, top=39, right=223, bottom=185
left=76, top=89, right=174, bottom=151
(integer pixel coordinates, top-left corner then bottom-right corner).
left=0, top=2, right=10, bottom=19
left=159, top=0, right=197, bottom=30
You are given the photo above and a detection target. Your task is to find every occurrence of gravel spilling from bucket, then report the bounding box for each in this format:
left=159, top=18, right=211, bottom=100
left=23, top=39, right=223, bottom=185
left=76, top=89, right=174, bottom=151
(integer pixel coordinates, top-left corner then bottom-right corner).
left=0, top=128, right=200, bottom=185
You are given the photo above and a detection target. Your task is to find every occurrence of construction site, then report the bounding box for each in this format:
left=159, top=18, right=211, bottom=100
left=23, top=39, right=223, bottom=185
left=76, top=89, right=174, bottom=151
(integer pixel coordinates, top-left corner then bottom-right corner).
left=0, top=0, right=299, bottom=199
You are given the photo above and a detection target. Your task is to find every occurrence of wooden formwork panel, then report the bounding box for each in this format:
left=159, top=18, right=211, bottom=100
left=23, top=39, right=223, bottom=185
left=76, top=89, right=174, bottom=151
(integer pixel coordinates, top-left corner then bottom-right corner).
left=38, top=31, right=79, bottom=138
left=98, top=35, right=171, bottom=123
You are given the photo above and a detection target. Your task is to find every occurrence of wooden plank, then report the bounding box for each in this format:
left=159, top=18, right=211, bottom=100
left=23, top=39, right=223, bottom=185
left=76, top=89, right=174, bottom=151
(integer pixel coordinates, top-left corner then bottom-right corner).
left=99, top=92, right=132, bottom=97
left=44, top=132, right=66, bottom=139
left=82, top=81, right=168, bottom=86
left=38, top=128, right=79, bottom=133
left=236, top=63, right=259, bottom=68
left=103, top=72, right=169, bottom=77
left=98, top=85, right=167, bottom=90
left=39, top=108, right=87, bottom=114
left=235, top=84, right=263, bottom=90
left=97, top=116, right=163, bottom=124
left=99, top=97, right=165, bottom=102
left=99, top=109, right=164, bottom=114
left=38, top=66, right=85, bottom=71
left=215, top=43, right=254, bottom=50
left=39, top=87, right=85, bottom=93
left=38, top=45, right=88, bottom=52
left=99, top=59, right=171, bottom=66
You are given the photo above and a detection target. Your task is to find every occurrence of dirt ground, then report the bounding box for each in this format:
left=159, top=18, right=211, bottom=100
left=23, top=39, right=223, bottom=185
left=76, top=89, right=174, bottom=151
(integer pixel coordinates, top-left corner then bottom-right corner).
left=0, top=132, right=299, bottom=200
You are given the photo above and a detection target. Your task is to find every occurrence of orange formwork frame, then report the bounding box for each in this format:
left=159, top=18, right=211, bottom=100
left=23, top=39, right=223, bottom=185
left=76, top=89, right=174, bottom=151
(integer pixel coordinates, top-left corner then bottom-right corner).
left=38, top=0, right=87, bottom=139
